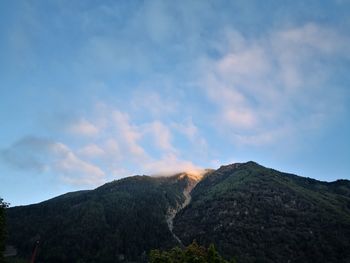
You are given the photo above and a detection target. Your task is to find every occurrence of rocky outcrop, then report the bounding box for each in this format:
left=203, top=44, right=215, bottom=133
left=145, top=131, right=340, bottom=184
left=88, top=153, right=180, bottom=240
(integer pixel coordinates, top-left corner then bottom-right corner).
left=165, top=171, right=208, bottom=246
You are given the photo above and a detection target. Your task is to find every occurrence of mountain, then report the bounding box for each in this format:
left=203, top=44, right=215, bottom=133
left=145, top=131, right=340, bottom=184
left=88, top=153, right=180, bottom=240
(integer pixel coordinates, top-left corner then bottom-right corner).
left=174, top=162, right=350, bottom=263
left=6, top=173, right=203, bottom=263
left=5, top=162, right=350, bottom=263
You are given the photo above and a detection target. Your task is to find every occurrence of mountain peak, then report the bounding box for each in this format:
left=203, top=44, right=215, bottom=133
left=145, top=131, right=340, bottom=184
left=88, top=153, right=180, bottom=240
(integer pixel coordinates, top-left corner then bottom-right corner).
left=178, top=169, right=212, bottom=182
left=217, top=161, right=260, bottom=172
left=6, top=162, right=350, bottom=263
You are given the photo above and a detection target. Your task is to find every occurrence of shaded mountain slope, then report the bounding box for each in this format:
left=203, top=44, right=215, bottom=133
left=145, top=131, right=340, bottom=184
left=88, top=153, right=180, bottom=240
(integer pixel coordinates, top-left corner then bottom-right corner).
left=173, top=162, right=350, bottom=263
left=6, top=173, right=200, bottom=262
left=6, top=162, right=350, bottom=263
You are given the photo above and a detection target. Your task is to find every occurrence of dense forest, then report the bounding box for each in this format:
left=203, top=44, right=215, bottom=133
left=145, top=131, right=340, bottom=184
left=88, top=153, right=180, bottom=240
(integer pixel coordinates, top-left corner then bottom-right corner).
left=5, top=162, right=350, bottom=262
left=1, top=198, right=8, bottom=263
left=174, top=162, right=350, bottom=262
left=5, top=174, right=196, bottom=262
left=149, top=241, right=236, bottom=263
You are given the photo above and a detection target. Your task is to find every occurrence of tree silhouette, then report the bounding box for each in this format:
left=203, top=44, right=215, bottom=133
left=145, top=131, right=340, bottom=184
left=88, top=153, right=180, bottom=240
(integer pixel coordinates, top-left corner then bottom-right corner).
left=149, top=241, right=236, bottom=263
left=0, top=198, right=9, bottom=263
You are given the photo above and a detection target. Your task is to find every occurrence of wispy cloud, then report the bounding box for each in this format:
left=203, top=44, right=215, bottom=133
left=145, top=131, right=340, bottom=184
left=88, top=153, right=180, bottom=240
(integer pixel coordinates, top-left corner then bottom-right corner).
left=0, top=136, right=52, bottom=172
left=171, top=118, right=208, bottom=153
left=68, top=119, right=100, bottom=137
left=53, top=145, right=105, bottom=186
left=143, top=153, right=202, bottom=176
left=145, top=120, right=176, bottom=153
left=131, top=90, right=177, bottom=118
left=0, top=136, right=105, bottom=186
left=78, top=144, right=105, bottom=158
left=55, top=104, right=205, bottom=178
left=201, top=23, right=350, bottom=145
left=111, top=110, right=147, bottom=158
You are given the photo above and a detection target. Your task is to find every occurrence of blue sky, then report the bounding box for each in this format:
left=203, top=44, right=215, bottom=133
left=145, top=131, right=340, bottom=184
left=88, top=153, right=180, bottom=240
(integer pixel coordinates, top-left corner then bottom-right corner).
left=1, top=0, right=350, bottom=206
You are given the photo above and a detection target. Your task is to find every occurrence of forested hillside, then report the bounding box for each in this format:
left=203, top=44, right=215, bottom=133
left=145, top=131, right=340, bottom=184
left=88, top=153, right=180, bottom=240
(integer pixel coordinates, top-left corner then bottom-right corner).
left=6, top=174, right=197, bottom=262
left=5, top=162, right=350, bottom=263
left=173, top=162, right=350, bottom=263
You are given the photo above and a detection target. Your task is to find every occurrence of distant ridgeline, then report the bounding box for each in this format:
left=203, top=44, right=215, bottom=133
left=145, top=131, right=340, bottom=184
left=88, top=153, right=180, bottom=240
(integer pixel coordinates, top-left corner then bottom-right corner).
left=5, top=162, right=350, bottom=262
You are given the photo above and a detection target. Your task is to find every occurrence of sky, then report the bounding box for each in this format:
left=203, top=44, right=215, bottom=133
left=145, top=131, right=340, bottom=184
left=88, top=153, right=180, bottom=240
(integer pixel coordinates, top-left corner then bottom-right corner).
left=1, top=0, right=350, bottom=206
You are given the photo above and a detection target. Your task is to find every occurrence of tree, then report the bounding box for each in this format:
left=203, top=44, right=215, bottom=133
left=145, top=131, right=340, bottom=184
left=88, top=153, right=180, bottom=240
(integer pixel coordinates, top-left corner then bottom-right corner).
left=149, top=241, right=236, bottom=263
left=207, top=244, right=220, bottom=263
left=0, top=198, right=9, bottom=263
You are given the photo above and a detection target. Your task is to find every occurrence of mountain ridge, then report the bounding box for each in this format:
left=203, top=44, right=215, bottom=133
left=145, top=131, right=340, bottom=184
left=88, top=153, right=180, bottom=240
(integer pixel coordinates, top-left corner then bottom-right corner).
left=5, top=161, right=350, bottom=262
left=174, top=161, right=350, bottom=262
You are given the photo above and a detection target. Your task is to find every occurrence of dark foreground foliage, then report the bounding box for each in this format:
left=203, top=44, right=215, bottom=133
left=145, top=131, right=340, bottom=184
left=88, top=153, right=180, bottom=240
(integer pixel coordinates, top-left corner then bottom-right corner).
left=0, top=198, right=9, bottom=263
left=149, top=241, right=236, bottom=263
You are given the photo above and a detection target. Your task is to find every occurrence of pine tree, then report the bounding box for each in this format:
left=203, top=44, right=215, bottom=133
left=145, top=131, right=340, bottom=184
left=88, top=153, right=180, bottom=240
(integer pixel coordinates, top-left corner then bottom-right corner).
left=149, top=241, right=236, bottom=263
left=0, top=198, right=9, bottom=263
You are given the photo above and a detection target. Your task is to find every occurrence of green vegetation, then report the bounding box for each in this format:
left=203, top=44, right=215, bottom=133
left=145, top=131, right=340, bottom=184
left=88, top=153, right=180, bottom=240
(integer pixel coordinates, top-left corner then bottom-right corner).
left=6, top=175, right=192, bottom=262
left=5, top=162, right=350, bottom=262
left=0, top=198, right=9, bottom=263
left=174, top=162, right=350, bottom=263
left=149, top=241, right=236, bottom=263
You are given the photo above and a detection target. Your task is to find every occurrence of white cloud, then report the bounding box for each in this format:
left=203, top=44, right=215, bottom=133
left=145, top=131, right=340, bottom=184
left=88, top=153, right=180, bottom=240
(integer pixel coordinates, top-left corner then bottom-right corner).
left=204, top=75, right=258, bottom=130
left=106, top=109, right=201, bottom=174
left=68, top=119, right=99, bottom=136
left=217, top=45, right=270, bottom=76
left=171, top=118, right=208, bottom=154
left=78, top=144, right=105, bottom=158
left=201, top=23, right=350, bottom=145
left=143, top=153, right=202, bottom=176
left=223, top=109, right=257, bottom=129
left=60, top=104, right=204, bottom=178
left=172, top=118, right=198, bottom=140
left=54, top=149, right=105, bottom=186
left=276, top=23, right=348, bottom=55
left=145, top=120, right=176, bottom=153
left=111, top=110, right=146, bottom=158
left=102, top=139, right=121, bottom=157
left=0, top=136, right=106, bottom=186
